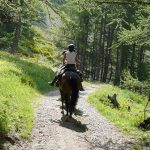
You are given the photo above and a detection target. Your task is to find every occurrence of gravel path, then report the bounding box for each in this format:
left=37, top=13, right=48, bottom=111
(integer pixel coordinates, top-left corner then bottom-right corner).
left=9, top=84, right=134, bottom=150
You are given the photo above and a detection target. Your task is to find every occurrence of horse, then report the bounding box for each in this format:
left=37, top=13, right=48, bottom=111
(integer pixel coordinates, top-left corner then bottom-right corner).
left=58, top=70, right=81, bottom=118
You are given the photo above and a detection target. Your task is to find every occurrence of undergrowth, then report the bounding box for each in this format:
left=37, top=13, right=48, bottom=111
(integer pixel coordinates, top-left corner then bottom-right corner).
left=88, top=84, right=150, bottom=149
left=0, top=51, right=55, bottom=138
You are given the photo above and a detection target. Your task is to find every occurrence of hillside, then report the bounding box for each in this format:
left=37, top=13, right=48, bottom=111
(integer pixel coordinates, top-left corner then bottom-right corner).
left=0, top=0, right=150, bottom=149
left=0, top=51, right=55, bottom=138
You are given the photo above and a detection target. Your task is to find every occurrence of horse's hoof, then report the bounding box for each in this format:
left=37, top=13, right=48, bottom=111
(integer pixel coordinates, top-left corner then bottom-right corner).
left=61, top=110, right=64, bottom=115
left=64, top=116, right=69, bottom=121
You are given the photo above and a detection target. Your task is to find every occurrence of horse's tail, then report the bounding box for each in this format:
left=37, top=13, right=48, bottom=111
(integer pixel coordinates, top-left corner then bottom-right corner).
left=69, top=75, right=79, bottom=113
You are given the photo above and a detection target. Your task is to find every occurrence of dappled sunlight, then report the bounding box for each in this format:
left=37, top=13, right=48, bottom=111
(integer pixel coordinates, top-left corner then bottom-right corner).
left=0, top=52, right=55, bottom=94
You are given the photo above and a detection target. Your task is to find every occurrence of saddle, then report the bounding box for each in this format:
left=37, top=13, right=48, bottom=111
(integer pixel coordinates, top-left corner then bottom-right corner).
left=56, top=69, right=79, bottom=87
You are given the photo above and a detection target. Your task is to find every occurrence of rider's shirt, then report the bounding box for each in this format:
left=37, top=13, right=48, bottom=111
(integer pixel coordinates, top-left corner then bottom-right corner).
left=65, top=51, right=77, bottom=64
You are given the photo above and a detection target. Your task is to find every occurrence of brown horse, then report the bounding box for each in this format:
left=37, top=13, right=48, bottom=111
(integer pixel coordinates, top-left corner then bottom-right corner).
left=59, top=71, right=80, bottom=118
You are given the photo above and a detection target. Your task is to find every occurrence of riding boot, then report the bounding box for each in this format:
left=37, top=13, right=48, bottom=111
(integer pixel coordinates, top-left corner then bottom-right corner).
left=77, top=71, right=83, bottom=82
left=77, top=71, right=84, bottom=91
left=80, top=76, right=83, bottom=82
left=48, top=75, right=59, bottom=86
left=80, top=83, right=85, bottom=91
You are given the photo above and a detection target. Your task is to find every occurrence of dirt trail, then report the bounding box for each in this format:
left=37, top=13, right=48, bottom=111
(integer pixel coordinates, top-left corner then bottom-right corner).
left=9, top=84, right=134, bottom=150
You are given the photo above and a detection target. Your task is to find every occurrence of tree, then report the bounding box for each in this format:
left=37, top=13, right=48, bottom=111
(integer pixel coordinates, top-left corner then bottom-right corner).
left=57, top=0, right=150, bottom=84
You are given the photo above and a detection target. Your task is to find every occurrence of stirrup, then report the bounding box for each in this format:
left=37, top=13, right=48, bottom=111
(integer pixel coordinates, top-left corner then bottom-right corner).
left=80, top=86, right=85, bottom=91
left=48, top=81, right=54, bottom=86
left=80, top=88, right=85, bottom=91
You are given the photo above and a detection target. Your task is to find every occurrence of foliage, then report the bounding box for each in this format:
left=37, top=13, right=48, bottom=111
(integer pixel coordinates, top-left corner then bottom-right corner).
left=0, top=51, right=55, bottom=137
left=54, top=0, right=150, bottom=85
left=118, top=5, right=150, bottom=46
left=88, top=84, right=150, bottom=148
left=0, top=0, right=150, bottom=139
left=19, top=25, right=56, bottom=58
left=121, top=70, right=150, bottom=96
left=0, top=0, right=57, bottom=57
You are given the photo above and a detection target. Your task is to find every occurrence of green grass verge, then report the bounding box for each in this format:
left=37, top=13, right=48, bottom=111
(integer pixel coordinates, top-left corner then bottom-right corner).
left=0, top=51, right=55, bottom=138
left=87, top=84, right=150, bottom=149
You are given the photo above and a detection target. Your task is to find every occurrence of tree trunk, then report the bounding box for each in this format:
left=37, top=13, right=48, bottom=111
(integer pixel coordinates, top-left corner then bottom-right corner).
left=96, top=17, right=103, bottom=81
left=137, top=45, right=144, bottom=81
left=79, top=12, right=90, bottom=74
left=114, top=47, right=121, bottom=85
left=10, top=16, right=21, bottom=54
left=130, top=44, right=136, bottom=77
left=100, top=16, right=106, bottom=81
left=102, top=26, right=114, bottom=82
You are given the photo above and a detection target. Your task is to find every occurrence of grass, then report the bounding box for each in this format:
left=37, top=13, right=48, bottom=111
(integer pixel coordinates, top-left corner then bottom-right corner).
left=87, top=84, right=150, bottom=148
left=0, top=51, right=55, bottom=138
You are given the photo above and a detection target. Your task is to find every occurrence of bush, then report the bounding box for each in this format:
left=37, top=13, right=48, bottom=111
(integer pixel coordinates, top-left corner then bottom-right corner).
left=88, top=84, right=150, bottom=148
left=0, top=51, right=55, bottom=137
left=121, top=70, right=150, bottom=96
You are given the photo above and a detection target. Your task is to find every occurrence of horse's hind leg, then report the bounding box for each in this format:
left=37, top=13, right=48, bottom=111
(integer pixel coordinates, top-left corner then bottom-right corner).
left=61, top=100, right=65, bottom=115
left=69, top=101, right=73, bottom=118
left=66, top=101, right=69, bottom=116
left=65, top=95, right=70, bottom=116
left=69, top=105, right=73, bottom=118
left=60, top=90, right=64, bottom=115
left=69, top=112, right=72, bottom=118
left=69, top=90, right=79, bottom=118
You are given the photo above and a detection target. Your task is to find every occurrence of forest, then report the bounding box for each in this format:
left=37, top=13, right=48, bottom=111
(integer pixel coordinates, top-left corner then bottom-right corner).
left=1, top=0, right=150, bottom=94
left=0, top=0, right=150, bottom=149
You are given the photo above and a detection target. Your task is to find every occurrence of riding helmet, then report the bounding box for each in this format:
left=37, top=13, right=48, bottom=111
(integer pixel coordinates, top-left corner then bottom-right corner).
left=68, top=44, right=75, bottom=52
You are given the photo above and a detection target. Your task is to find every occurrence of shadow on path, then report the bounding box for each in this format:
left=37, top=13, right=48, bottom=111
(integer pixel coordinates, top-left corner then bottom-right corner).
left=51, top=116, right=88, bottom=133
left=0, top=134, right=20, bottom=150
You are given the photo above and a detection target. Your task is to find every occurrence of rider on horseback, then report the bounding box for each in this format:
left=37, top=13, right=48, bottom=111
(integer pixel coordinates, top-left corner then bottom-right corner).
left=48, top=44, right=84, bottom=91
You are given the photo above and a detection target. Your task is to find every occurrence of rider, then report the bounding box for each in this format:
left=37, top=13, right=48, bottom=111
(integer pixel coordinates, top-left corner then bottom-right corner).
left=48, top=44, right=84, bottom=91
